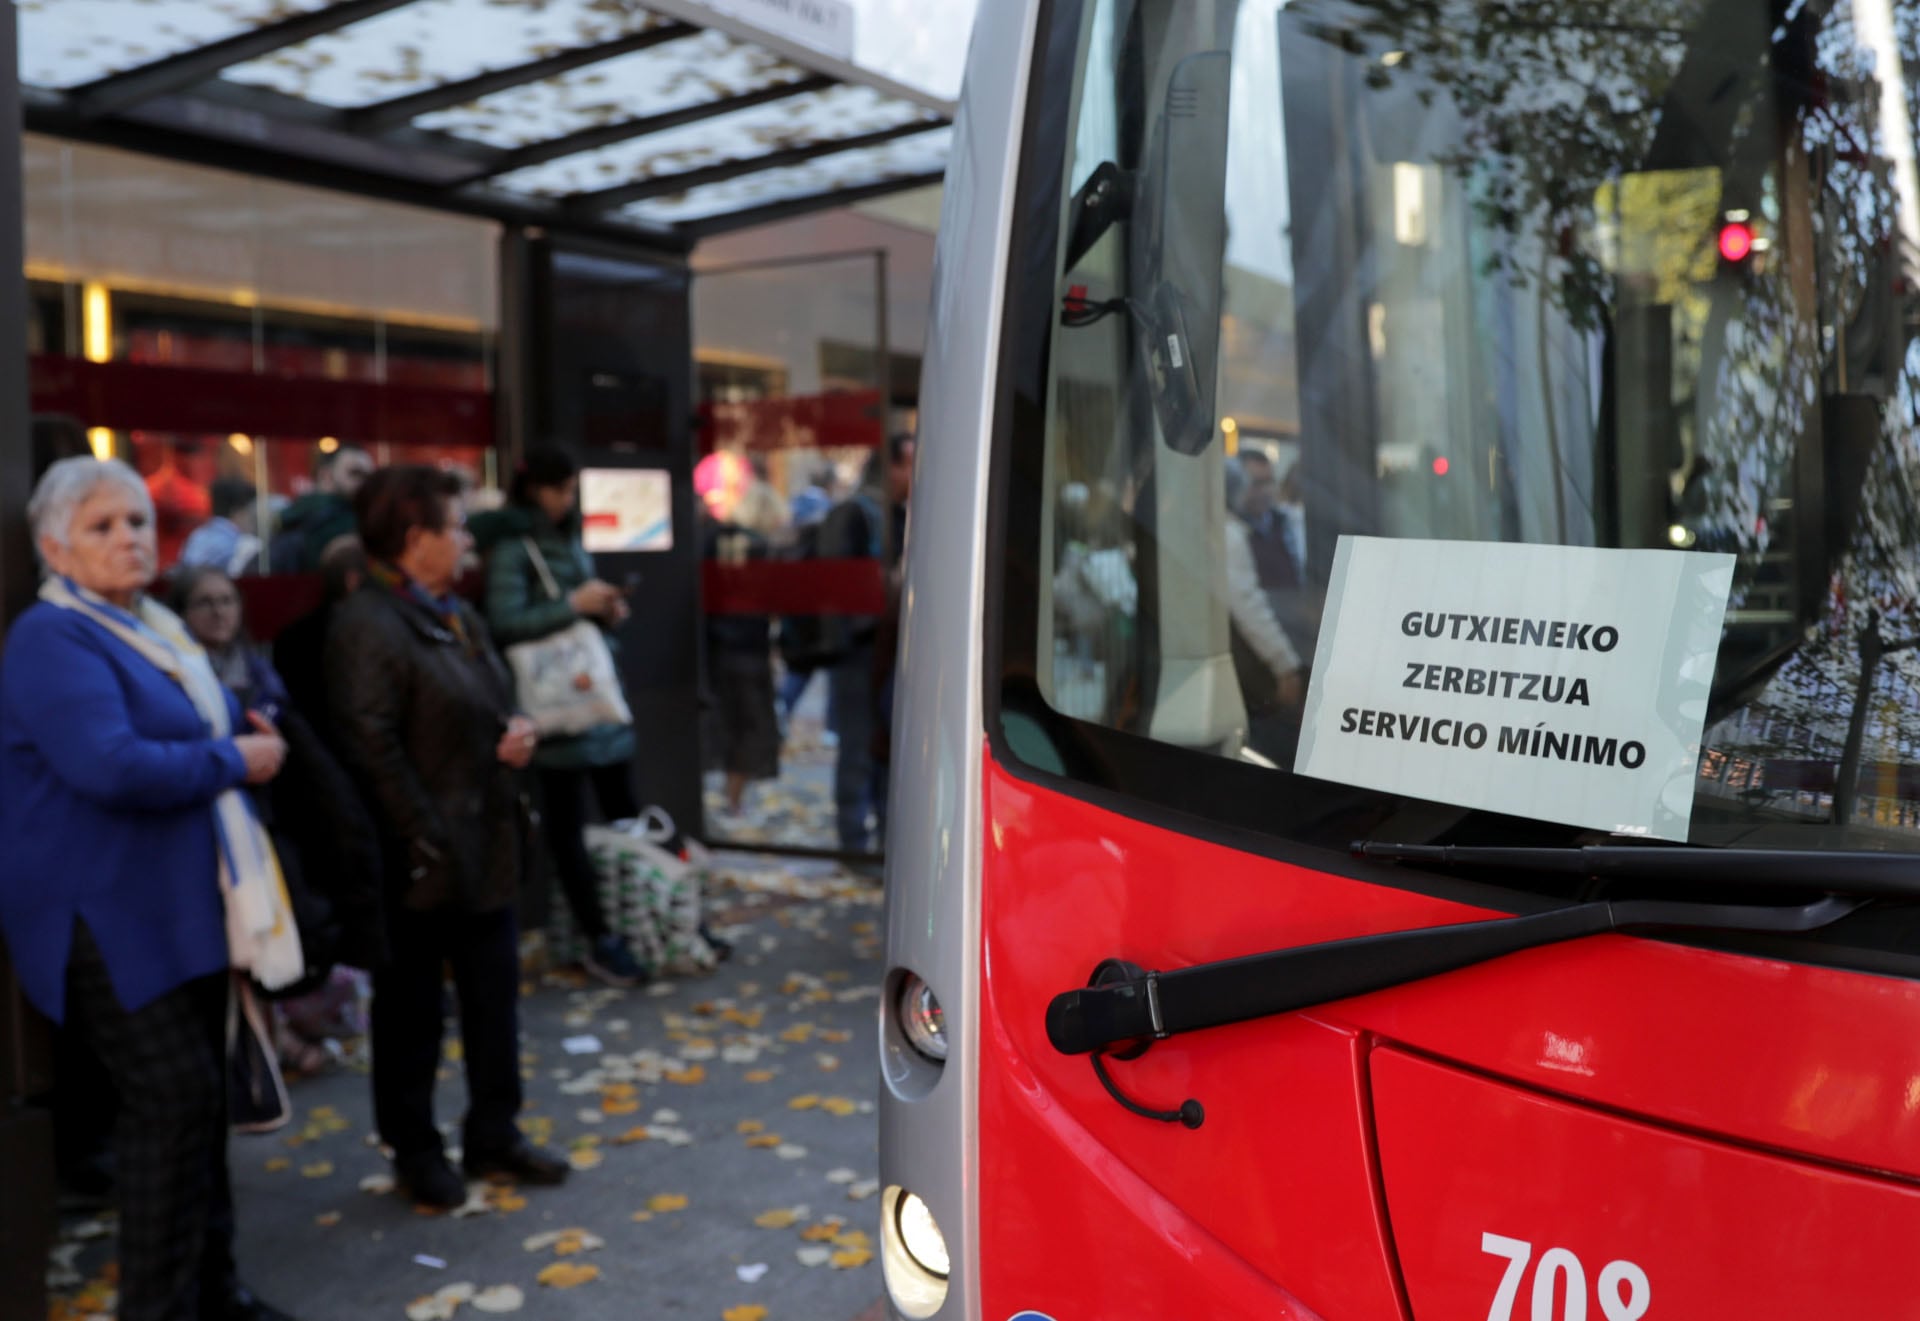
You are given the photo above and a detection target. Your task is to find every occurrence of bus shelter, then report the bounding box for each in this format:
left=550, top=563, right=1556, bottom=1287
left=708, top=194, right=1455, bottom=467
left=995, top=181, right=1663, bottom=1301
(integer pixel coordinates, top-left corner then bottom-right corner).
left=0, top=4, right=955, bottom=1309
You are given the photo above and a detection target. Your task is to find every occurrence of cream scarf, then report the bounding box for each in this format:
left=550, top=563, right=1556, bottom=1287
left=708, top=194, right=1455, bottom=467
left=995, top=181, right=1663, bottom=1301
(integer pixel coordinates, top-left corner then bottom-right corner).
left=41, top=576, right=306, bottom=990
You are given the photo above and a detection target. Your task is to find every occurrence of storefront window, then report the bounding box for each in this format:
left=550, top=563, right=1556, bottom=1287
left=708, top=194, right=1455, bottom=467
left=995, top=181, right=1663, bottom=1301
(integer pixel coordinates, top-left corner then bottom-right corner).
left=25, top=134, right=500, bottom=573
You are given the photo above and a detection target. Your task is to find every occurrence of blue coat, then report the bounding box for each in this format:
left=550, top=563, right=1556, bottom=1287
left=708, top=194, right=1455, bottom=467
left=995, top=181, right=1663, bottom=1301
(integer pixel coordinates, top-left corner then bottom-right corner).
left=0, top=601, right=248, bottom=1022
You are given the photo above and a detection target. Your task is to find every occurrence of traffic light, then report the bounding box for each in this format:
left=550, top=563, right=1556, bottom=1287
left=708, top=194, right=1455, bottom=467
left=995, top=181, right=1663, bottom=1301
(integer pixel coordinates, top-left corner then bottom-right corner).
left=1718, top=219, right=1756, bottom=263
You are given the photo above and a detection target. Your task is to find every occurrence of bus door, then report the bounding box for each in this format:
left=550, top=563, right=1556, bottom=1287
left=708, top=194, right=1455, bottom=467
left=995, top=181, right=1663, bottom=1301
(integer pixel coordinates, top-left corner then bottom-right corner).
left=882, top=0, right=1920, bottom=1318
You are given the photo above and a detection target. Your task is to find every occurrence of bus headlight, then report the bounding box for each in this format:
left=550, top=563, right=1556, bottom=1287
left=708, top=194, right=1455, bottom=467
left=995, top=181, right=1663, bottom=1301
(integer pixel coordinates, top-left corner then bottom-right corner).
left=882, top=1185, right=951, bottom=1317
left=897, top=973, right=948, bottom=1062
left=896, top=1190, right=950, bottom=1276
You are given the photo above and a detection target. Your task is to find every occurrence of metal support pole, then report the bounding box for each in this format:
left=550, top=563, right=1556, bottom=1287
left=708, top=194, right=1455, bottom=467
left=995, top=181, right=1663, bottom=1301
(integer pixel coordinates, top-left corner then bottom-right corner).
left=874, top=248, right=890, bottom=433
left=0, top=7, right=60, bottom=1313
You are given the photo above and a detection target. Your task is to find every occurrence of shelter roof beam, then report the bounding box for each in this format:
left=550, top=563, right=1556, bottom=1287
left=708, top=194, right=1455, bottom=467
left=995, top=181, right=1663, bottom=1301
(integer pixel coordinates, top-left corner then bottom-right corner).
left=567, top=120, right=943, bottom=212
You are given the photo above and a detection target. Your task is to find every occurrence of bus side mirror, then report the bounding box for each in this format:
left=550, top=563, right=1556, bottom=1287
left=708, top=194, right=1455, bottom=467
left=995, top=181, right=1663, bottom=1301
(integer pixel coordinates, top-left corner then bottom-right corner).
left=1132, top=50, right=1232, bottom=456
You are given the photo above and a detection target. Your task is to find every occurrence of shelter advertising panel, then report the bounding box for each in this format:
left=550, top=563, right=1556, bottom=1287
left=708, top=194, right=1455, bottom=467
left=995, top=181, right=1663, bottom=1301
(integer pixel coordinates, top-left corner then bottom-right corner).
left=581, top=468, right=673, bottom=553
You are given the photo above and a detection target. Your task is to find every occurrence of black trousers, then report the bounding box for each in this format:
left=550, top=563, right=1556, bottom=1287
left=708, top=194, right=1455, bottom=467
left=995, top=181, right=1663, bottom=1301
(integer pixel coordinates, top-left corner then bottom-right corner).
left=65, top=923, right=234, bottom=1321
left=537, top=763, right=638, bottom=944
left=371, top=906, right=524, bottom=1164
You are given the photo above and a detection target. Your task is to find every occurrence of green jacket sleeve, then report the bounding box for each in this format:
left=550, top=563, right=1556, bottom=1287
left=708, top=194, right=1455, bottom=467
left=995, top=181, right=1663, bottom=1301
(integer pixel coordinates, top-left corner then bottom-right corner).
left=484, top=538, right=579, bottom=646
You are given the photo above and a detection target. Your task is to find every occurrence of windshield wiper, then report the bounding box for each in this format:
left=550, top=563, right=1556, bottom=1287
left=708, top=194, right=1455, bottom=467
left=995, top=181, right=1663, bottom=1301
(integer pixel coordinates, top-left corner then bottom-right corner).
left=1352, top=842, right=1920, bottom=898
left=1046, top=881, right=1863, bottom=1130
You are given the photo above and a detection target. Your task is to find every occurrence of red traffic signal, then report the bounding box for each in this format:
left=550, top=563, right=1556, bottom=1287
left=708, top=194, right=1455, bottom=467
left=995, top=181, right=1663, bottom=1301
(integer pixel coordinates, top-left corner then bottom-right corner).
left=1718, top=220, right=1756, bottom=263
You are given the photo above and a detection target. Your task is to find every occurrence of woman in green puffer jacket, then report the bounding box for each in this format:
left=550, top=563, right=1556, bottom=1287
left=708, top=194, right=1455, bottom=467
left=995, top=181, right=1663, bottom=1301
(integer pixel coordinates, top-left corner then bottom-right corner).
left=476, top=449, right=648, bottom=988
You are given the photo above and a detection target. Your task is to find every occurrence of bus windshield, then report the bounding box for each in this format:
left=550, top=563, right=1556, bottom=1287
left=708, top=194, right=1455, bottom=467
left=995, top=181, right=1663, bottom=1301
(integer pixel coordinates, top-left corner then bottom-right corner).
left=1002, top=0, right=1920, bottom=861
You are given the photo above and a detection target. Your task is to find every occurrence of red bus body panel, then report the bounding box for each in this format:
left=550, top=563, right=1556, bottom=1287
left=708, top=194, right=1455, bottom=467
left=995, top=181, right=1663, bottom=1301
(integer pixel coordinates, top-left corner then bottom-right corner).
left=977, top=752, right=1920, bottom=1318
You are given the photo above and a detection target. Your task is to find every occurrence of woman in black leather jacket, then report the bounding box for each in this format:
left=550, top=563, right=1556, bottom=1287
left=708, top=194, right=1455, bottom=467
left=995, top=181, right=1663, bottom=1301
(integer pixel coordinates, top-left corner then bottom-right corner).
left=324, top=466, right=567, bottom=1210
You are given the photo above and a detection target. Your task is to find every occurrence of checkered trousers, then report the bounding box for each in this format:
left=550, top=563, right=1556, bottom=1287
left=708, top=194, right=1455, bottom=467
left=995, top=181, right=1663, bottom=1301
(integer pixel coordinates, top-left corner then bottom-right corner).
left=64, top=923, right=236, bottom=1321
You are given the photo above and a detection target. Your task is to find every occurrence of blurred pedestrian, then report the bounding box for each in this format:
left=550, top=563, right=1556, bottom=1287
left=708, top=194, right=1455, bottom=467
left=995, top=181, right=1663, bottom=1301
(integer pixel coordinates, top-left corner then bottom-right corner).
left=475, top=448, right=647, bottom=989
left=273, top=445, right=373, bottom=574
left=817, top=434, right=913, bottom=852
left=703, top=477, right=785, bottom=818
left=179, top=478, right=262, bottom=577
left=777, top=463, right=839, bottom=724
left=327, top=465, right=565, bottom=1209
left=274, top=535, right=367, bottom=735
left=173, top=567, right=383, bottom=1073
left=1223, top=457, right=1306, bottom=765
left=0, top=457, right=298, bottom=1321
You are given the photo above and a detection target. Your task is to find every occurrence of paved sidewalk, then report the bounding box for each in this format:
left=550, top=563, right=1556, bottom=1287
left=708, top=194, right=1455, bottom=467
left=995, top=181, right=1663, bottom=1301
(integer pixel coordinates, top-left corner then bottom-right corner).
left=50, top=859, right=891, bottom=1321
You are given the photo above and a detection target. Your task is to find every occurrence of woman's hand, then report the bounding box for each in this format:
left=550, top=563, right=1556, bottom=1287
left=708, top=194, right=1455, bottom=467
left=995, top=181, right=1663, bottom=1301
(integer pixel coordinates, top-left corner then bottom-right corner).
left=235, top=711, right=288, bottom=784
left=568, top=579, right=624, bottom=620
left=496, top=715, right=538, bottom=769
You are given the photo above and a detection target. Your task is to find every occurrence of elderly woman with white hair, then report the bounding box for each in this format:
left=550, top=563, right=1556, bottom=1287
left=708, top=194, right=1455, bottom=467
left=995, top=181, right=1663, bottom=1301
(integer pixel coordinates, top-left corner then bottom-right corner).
left=0, top=457, right=298, bottom=1321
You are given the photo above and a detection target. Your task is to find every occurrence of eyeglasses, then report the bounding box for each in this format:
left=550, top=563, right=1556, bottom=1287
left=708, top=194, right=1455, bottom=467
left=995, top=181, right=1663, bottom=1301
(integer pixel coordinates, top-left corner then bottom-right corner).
left=185, top=594, right=240, bottom=613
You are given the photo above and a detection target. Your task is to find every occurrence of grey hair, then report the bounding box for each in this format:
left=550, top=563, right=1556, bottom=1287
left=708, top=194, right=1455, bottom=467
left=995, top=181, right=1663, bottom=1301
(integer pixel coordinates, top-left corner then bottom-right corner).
left=1222, top=456, right=1249, bottom=517
left=29, top=456, right=155, bottom=550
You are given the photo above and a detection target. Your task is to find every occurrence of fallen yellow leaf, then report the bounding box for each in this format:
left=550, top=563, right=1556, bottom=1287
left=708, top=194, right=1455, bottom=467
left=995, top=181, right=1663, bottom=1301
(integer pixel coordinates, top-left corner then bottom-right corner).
left=818, top=1029, right=853, bottom=1044
left=569, top=1148, right=604, bottom=1171
left=753, top=1208, right=800, bottom=1229
left=743, top=1070, right=776, bottom=1084
left=647, top=1193, right=689, bottom=1213
left=787, top=1095, right=821, bottom=1111
left=536, top=1262, right=600, bottom=1289
left=721, top=1008, right=764, bottom=1029
left=264, top=1157, right=291, bottom=1173
left=744, top=1134, right=781, bottom=1149
left=799, top=1222, right=845, bottom=1243
left=601, top=1083, right=638, bottom=1101
left=833, top=1229, right=873, bottom=1250
left=723, top=1307, right=769, bottom=1321
left=610, top=1126, right=652, bottom=1145
left=665, top=1065, right=707, bottom=1085
left=630, top=1210, right=654, bottom=1223
left=779, top=1025, right=814, bottom=1043
left=488, top=1190, right=528, bottom=1213
left=830, top=1247, right=873, bottom=1269
left=602, top=1098, right=641, bottom=1116
left=736, top=1120, right=766, bottom=1135
left=820, top=1097, right=858, bottom=1117
left=300, top=1161, right=335, bottom=1179
left=314, top=1211, right=342, bottom=1227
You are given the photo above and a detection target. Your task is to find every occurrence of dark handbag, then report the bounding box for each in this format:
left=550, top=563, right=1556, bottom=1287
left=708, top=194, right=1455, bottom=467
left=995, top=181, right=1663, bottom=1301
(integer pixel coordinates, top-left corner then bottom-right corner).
left=228, top=974, right=291, bottom=1134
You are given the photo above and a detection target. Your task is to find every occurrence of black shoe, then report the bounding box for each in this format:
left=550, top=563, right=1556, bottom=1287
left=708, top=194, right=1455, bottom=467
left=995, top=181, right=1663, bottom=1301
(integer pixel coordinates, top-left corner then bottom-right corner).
left=203, top=1282, right=297, bottom=1321
left=395, top=1153, right=467, bottom=1210
left=698, top=922, right=734, bottom=962
left=582, top=934, right=648, bottom=988
left=463, top=1140, right=570, bottom=1187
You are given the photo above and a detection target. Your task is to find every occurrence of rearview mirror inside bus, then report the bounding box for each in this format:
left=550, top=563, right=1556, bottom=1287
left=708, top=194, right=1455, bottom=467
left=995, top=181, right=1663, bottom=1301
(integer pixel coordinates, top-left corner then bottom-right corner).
left=1132, top=49, right=1231, bottom=456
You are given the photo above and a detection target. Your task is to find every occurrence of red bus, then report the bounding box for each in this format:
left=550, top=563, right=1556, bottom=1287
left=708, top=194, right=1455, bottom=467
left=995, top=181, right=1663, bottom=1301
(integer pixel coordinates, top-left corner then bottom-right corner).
left=878, top=0, right=1920, bottom=1317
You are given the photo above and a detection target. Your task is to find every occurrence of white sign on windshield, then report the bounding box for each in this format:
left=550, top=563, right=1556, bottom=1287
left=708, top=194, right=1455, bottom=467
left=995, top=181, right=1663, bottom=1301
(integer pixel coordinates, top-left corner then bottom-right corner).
left=1294, top=537, right=1735, bottom=842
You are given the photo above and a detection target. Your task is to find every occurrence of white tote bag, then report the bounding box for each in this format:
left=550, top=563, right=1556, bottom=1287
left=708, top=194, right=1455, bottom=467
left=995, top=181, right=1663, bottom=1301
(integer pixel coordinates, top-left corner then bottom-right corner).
left=504, top=538, right=634, bottom=737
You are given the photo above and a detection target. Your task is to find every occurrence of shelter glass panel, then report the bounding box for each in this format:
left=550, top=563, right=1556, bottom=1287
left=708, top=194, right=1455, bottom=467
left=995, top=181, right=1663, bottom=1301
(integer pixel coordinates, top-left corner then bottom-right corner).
left=19, top=0, right=332, bottom=89
left=623, top=125, right=952, bottom=224
left=222, top=0, right=674, bottom=106
left=493, top=84, right=943, bottom=197
left=415, top=29, right=813, bottom=148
